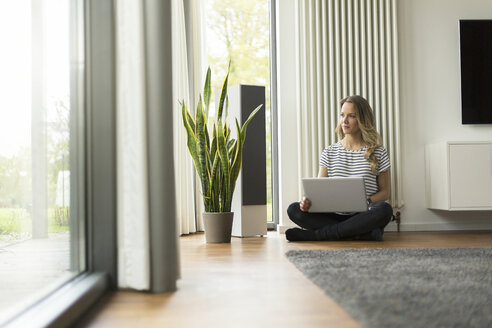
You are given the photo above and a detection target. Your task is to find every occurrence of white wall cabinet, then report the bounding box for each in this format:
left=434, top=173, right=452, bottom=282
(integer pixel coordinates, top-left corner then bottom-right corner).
left=425, top=142, right=492, bottom=210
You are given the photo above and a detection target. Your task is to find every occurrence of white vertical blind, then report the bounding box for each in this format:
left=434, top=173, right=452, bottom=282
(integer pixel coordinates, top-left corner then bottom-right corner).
left=296, top=0, right=403, bottom=208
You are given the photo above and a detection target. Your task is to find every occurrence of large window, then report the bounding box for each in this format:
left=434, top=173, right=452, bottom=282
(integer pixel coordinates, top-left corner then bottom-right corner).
left=204, top=0, right=274, bottom=222
left=0, top=0, right=84, bottom=323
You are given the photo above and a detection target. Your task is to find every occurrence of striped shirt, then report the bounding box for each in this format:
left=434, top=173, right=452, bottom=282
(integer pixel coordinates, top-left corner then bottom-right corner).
left=319, top=141, right=391, bottom=198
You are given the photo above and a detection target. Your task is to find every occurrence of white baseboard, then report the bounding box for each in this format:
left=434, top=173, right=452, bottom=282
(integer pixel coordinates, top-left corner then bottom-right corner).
left=280, top=221, right=492, bottom=233
left=277, top=224, right=297, bottom=234
left=386, top=222, right=492, bottom=232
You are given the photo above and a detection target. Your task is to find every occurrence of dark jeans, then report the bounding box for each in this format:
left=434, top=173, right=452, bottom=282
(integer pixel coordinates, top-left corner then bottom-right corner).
left=287, top=201, right=393, bottom=240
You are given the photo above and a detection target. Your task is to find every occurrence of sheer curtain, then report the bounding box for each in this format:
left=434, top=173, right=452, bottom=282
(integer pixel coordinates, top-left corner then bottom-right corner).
left=173, top=0, right=206, bottom=234
left=115, top=0, right=178, bottom=292
left=172, top=0, right=195, bottom=235
left=116, top=0, right=149, bottom=290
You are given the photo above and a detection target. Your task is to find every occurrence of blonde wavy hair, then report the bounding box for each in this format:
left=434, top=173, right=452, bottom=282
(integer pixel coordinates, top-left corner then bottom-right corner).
left=335, top=95, right=382, bottom=173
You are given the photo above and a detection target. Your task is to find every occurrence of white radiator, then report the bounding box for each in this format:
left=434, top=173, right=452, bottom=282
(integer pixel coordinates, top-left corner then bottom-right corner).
left=295, top=0, right=403, bottom=208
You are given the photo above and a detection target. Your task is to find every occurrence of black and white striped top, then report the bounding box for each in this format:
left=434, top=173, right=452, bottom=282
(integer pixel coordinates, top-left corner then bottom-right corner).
left=319, top=141, right=391, bottom=198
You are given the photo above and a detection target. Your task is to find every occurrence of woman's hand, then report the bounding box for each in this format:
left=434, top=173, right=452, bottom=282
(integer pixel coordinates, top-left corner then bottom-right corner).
left=300, top=197, right=312, bottom=212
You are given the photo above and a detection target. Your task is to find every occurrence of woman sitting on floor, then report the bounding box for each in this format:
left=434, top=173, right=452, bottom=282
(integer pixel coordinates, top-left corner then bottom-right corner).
left=286, top=95, right=393, bottom=242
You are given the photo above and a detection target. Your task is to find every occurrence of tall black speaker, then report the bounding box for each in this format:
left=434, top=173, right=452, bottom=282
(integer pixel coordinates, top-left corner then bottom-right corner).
left=228, top=84, right=267, bottom=237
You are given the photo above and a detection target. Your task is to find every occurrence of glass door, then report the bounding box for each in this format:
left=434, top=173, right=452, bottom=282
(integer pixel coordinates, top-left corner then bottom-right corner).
left=204, top=0, right=276, bottom=227
left=0, top=0, right=85, bottom=323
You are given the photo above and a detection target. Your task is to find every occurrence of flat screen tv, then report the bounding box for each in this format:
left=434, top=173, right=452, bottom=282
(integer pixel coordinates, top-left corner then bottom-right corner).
left=459, top=20, right=492, bottom=124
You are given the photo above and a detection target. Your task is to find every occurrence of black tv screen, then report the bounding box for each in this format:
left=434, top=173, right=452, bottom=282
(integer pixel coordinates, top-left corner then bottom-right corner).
left=459, top=20, right=492, bottom=124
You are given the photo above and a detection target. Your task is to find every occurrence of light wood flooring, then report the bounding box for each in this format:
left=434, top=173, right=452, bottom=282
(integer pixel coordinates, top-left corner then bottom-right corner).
left=79, top=231, right=492, bottom=328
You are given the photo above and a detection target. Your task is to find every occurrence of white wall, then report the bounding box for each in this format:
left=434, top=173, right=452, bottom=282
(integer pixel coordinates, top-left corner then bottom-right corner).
left=277, top=0, right=492, bottom=231
left=397, top=0, right=492, bottom=230
left=276, top=0, right=300, bottom=231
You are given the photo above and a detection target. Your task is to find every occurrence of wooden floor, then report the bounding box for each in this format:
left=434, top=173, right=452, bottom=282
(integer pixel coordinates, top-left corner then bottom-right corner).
left=79, top=231, right=492, bottom=328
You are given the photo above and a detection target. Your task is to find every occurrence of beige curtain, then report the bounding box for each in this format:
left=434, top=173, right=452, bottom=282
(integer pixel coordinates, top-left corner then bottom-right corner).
left=116, top=0, right=179, bottom=292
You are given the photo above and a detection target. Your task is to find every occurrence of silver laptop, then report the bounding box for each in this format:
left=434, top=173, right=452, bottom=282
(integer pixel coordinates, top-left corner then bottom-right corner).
left=301, top=177, right=368, bottom=213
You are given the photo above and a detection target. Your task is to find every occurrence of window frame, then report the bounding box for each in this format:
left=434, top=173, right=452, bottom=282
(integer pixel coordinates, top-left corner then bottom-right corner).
left=4, top=0, right=116, bottom=326
left=268, top=0, right=279, bottom=230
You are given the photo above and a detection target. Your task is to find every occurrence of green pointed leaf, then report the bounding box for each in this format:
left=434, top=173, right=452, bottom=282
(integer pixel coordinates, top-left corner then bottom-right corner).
left=240, top=104, right=263, bottom=140
left=186, top=109, right=195, bottom=133
left=227, top=139, right=236, bottom=153
left=216, top=118, right=230, bottom=211
left=181, top=102, right=206, bottom=203
left=195, top=95, right=210, bottom=207
left=203, top=67, right=211, bottom=117
left=210, top=124, right=218, bottom=163
left=209, top=148, right=220, bottom=203
left=228, top=120, right=243, bottom=211
left=225, top=95, right=229, bottom=120
left=224, top=123, right=230, bottom=142
left=217, top=71, right=229, bottom=120
left=204, top=112, right=210, bottom=153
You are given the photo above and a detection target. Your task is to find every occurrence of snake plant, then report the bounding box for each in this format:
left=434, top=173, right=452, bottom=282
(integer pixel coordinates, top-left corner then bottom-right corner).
left=181, top=67, right=262, bottom=212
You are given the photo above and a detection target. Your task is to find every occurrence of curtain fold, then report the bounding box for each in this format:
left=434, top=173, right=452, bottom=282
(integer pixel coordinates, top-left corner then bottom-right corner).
left=296, top=0, right=403, bottom=208
left=172, top=0, right=196, bottom=235
left=115, top=0, right=179, bottom=292
left=143, top=0, right=179, bottom=293
left=173, top=0, right=206, bottom=234
left=190, top=0, right=206, bottom=232
left=115, top=0, right=150, bottom=290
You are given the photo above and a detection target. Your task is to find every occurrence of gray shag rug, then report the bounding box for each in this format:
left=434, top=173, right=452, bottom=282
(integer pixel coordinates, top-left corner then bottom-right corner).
left=286, top=247, right=492, bottom=328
